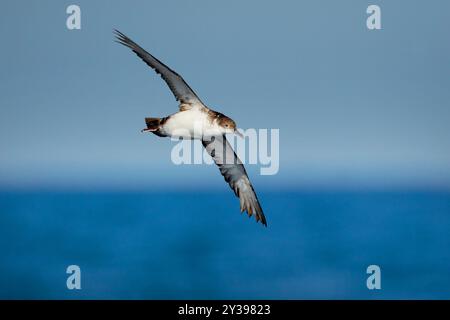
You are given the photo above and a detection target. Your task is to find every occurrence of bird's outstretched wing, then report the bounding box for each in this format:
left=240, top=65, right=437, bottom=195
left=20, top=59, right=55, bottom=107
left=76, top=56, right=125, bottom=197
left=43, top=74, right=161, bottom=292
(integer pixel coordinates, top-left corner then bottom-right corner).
left=202, top=135, right=267, bottom=226
left=114, top=29, right=206, bottom=110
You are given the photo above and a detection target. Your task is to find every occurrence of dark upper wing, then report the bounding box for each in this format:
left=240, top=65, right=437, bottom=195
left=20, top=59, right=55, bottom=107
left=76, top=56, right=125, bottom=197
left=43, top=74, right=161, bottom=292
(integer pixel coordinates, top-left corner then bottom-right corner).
left=114, top=29, right=205, bottom=110
left=202, top=135, right=267, bottom=226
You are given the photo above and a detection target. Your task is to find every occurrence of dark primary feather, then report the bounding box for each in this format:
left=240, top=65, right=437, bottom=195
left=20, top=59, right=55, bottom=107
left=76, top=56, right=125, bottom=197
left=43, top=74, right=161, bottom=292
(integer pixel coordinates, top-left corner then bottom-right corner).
left=114, top=29, right=204, bottom=108
left=202, top=135, right=267, bottom=227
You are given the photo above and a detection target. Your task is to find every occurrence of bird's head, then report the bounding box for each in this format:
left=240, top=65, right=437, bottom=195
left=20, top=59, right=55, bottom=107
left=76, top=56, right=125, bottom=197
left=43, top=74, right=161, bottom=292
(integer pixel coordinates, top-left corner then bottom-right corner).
left=217, top=114, right=243, bottom=138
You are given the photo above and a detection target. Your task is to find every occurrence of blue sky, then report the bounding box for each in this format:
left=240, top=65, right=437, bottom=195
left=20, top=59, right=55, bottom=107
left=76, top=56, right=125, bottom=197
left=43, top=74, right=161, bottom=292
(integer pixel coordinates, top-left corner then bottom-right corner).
left=1, top=0, right=450, bottom=190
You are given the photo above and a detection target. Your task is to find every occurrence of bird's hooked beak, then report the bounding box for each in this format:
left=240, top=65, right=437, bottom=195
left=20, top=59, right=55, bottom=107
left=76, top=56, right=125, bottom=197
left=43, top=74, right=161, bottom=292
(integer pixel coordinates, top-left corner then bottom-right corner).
left=235, top=129, right=244, bottom=138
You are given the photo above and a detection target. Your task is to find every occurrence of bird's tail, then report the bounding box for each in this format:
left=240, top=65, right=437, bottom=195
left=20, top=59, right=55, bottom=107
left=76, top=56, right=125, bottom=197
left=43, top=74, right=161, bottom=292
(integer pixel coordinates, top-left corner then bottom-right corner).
left=144, top=117, right=162, bottom=131
left=142, top=117, right=168, bottom=137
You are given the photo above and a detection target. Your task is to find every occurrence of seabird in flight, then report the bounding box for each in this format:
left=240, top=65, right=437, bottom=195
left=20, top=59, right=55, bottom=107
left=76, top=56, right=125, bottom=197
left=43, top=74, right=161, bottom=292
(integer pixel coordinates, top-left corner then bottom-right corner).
left=114, top=30, right=267, bottom=227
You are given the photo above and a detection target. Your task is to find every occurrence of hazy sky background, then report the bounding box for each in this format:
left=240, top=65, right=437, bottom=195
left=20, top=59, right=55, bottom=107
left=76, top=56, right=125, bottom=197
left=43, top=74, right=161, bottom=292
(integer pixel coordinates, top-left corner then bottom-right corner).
left=1, top=0, right=449, bottom=190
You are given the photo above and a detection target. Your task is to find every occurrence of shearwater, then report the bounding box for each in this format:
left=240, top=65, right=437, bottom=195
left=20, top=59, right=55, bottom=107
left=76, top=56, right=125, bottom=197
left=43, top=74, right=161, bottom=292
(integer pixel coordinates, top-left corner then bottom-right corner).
left=115, top=30, right=267, bottom=226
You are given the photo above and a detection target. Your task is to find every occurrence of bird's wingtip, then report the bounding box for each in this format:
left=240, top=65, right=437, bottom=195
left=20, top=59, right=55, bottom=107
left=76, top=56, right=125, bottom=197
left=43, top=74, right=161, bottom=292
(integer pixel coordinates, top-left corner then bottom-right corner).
left=113, top=29, right=128, bottom=44
left=113, top=28, right=122, bottom=35
left=260, top=216, right=268, bottom=227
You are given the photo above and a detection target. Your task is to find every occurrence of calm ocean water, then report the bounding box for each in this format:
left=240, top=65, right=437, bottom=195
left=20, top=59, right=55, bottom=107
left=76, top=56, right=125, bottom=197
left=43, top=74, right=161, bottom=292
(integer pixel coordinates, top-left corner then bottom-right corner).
left=0, top=191, right=449, bottom=299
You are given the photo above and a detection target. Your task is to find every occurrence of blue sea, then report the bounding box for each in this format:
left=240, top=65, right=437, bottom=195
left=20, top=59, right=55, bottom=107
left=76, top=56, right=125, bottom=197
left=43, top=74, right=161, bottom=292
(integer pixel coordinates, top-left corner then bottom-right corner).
left=0, top=191, right=449, bottom=299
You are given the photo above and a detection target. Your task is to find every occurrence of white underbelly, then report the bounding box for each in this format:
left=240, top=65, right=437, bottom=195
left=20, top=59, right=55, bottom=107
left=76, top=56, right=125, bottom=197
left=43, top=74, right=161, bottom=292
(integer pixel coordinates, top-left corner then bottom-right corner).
left=161, top=110, right=220, bottom=139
